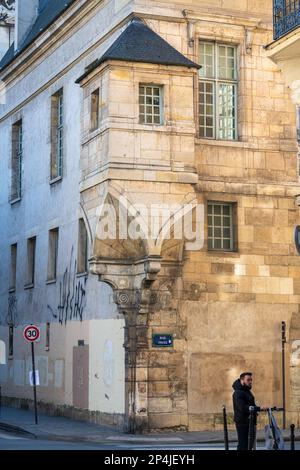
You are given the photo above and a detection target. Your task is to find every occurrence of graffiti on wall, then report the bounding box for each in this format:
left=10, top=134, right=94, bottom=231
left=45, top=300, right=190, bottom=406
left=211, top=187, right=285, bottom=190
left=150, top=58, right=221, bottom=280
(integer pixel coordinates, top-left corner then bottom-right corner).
left=47, top=247, right=87, bottom=325
left=6, top=294, right=18, bottom=327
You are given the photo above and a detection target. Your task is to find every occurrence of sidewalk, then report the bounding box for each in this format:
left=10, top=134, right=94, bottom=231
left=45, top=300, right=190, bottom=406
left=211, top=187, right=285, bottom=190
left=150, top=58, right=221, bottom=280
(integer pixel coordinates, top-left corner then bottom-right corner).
left=0, top=406, right=299, bottom=445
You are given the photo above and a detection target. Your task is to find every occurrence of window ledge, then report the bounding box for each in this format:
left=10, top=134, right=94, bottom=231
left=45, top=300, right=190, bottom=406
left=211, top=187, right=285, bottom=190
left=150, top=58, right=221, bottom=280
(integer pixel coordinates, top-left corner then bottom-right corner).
left=46, top=279, right=56, bottom=285
left=76, top=271, right=88, bottom=278
left=10, top=197, right=21, bottom=206
left=196, top=138, right=245, bottom=148
left=207, top=250, right=239, bottom=257
left=8, top=355, right=13, bottom=361
left=8, top=288, right=16, bottom=294
left=50, top=176, right=63, bottom=186
left=24, top=283, right=34, bottom=290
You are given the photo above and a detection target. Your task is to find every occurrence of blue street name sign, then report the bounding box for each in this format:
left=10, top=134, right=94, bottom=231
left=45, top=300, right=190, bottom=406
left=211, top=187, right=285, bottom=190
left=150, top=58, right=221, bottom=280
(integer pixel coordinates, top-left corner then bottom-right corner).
left=295, top=225, right=300, bottom=255
left=152, top=334, right=173, bottom=348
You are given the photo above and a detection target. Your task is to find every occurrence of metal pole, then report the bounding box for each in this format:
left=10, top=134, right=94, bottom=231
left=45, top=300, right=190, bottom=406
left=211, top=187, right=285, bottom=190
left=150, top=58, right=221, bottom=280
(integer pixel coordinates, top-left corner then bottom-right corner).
left=222, top=405, right=229, bottom=450
left=290, top=424, right=295, bottom=451
left=248, top=407, right=255, bottom=450
left=281, top=321, right=286, bottom=430
left=0, top=385, right=2, bottom=418
left=31, top=342, right=38, bottom=425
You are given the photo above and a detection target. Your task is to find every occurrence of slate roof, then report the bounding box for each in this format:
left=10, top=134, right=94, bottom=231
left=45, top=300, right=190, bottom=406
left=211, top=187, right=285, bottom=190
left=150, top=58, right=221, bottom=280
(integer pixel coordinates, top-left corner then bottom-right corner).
left=0, top=0, right=77, bottom=71
left=76, top=17, right=200, bottom=83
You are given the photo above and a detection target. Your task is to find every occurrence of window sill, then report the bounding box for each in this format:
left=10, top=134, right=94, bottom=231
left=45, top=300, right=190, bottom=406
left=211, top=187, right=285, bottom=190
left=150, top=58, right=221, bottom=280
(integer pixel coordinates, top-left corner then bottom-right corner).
left=50, top=176, right=62, bottom=186
left=8, top=288, right=16, bottom=294
left=8, top=355, right=14, bottom=361
left=207, top=250, right=239, bottom=257
left=46, top=279, right=56, bottom=285
left=10, top=197, right=21, bottom=206
left=76, top=271, right=88, bottom=278
left=196, top=138, right=245, bottom=148
left=24, top=283, right=34, bottom=290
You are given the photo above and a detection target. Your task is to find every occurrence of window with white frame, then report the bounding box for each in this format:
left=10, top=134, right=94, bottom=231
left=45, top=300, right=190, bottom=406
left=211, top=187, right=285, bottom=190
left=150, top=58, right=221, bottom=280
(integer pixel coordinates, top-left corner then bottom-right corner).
left=199, top=42, right=237, bottom=140
left=139, top=85, right=163, bottom=125
left=50, top=89, right=64, bottom=180
left=207, top=202, right=234, bottom=251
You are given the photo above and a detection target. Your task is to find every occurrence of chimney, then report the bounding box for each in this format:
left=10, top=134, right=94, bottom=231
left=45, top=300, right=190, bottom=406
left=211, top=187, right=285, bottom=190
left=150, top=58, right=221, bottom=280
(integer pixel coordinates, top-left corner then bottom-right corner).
left=15, top=0, right=39, bottom=51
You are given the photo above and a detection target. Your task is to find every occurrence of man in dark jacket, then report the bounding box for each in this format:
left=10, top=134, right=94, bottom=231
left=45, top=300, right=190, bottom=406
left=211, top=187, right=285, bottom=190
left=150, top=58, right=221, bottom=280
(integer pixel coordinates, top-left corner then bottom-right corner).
left=232, top=372, right=262, bottom=450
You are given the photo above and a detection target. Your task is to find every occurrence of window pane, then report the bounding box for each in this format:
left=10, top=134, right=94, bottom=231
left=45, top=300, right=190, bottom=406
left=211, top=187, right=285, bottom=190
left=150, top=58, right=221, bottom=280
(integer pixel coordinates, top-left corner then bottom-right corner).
left=217, top=45, right=236, bottom=80
left=199, top=42, right=215, bottom=78
left=218, top=83, right=236, bottom=140
left=223, top=239, right=231, bottom=250
left=199, top=81, right=214, bottom=138
left=214, top=239, right=222, bottom=249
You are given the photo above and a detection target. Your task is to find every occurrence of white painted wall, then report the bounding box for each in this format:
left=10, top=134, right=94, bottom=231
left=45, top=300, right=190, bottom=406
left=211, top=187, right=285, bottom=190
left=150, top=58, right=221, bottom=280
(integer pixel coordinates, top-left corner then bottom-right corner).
left=89, top=319, right=125, bottom=414
left=0, top=318, right=125, bottom=413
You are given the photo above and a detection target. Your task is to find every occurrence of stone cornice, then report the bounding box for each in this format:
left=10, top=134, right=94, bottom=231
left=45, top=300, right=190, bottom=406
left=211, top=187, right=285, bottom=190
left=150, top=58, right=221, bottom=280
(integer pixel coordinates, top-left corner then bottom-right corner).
left=182, top=9, right=264, bottom=29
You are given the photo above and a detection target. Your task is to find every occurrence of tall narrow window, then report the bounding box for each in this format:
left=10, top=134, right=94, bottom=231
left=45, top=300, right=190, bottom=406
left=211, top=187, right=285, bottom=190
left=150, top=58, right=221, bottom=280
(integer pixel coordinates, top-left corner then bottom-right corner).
left=11, top=120, right=23, bottom=201
left=90, top=88, right=100, bottom=131
left=77, top=219, right=88, bottom=274
left=50, top=89, right=64, bottom=180
left=139, top=84, right=163, bottom=125
left=199, top=42, right=237, bottom=140
left=207, top=202, right=235, bottom=251
left=26, top=236, right=36, bottom=287
left=9, top=243, right=17, bottom=292
left=47, top=228, right=59, bottom=282
left=8, top=324, right=14, bottom=358
left=46, top=323, right=50, bottom=351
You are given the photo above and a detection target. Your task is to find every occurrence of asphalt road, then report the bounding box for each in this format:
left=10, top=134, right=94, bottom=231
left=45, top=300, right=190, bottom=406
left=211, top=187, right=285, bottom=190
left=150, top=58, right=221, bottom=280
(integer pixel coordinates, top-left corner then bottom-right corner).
left=0, top=430, right=299, bottom=450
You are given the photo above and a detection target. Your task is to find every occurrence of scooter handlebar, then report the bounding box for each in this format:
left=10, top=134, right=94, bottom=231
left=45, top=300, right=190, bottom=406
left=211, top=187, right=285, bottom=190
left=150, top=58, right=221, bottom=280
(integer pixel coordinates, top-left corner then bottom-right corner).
left=249, top=406, right=284, bottom=412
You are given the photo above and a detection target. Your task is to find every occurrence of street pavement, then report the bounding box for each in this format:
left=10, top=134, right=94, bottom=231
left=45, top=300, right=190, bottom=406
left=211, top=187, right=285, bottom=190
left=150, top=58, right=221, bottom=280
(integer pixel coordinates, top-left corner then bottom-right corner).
left=0, top=406, right=299, bottom=450
left=1, top=430, right=300, bottom=450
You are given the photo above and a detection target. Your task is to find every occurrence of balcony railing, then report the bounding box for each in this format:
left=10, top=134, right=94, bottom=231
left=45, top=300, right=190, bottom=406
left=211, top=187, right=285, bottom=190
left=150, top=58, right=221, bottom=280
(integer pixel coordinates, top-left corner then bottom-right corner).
left=274, top=0, right=300, bottom=40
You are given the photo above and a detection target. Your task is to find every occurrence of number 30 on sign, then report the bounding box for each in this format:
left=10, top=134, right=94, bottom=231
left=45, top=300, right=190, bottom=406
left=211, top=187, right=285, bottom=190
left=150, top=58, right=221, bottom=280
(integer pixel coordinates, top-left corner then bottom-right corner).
left=23, top=325, right=40, bottom=342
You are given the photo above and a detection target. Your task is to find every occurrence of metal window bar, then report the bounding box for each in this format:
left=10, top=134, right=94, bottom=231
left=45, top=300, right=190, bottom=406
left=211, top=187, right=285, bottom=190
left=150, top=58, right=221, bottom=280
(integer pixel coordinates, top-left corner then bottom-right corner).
left=11, top=121, right=23, bottom=201
left=56, top=93, right=63, bottom=177
left=274, top=0, right=300, bottom=40
left=16, top=122, right=23, bottom=198
left=199, top=42, right=237, bottom=140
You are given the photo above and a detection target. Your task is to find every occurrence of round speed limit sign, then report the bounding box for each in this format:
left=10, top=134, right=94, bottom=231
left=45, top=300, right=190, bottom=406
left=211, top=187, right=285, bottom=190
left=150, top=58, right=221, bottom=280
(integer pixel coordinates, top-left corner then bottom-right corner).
left=23, top=325, right=40, bottom=342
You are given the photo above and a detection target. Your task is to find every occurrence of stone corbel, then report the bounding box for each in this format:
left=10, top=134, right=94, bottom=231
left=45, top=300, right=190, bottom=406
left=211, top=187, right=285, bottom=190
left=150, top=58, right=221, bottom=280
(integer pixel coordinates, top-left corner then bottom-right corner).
left=182, top=10, right=198, bottom=48
left=245, top=28, right=255, bottom=55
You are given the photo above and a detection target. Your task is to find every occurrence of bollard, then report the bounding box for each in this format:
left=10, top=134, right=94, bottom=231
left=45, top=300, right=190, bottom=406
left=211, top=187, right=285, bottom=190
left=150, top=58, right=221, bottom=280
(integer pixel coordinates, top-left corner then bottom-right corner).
left=223, top=405, right=229, bottom=450
left=290, top=424, right=295, bottom=451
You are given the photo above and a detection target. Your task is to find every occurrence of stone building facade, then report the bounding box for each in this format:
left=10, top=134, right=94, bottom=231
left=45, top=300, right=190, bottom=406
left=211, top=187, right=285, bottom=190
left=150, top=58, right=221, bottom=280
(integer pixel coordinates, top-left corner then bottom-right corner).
left=0, top=0, right=300, bottom=432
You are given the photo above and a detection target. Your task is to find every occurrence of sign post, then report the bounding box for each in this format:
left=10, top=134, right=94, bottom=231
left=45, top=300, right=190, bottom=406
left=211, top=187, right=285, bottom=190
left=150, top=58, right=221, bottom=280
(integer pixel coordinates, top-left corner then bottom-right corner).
left=23, top=325, right=40, bottom=425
